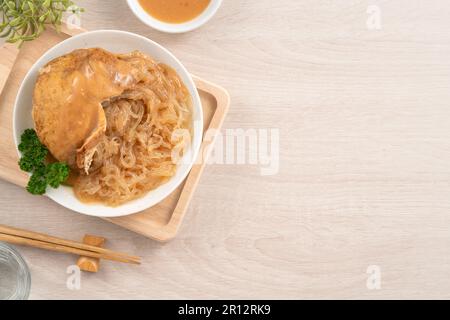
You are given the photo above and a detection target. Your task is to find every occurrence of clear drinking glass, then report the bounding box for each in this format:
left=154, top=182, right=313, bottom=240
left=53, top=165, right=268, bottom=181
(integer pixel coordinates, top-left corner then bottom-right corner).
left=0, top=242, right=31, bottom=300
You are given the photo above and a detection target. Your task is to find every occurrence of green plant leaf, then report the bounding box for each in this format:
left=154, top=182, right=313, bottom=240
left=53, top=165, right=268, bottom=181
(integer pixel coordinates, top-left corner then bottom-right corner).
left=0, top=0, right=83, bottom=45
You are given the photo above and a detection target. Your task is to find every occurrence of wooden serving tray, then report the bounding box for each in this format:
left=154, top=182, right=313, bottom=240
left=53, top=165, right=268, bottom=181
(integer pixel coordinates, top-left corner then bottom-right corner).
left=0, top=27, right=229, bottom=241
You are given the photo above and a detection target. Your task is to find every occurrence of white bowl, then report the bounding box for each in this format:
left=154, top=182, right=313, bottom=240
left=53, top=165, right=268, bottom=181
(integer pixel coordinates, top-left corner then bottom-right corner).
left=127, top=0, right=222, bottom=33
left=13, top=30, right=203, bottom=218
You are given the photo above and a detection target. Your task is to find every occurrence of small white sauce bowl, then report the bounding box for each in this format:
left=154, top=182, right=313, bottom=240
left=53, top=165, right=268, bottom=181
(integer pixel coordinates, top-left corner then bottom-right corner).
left=13, top=30, right=203, bottom=218
left=127, top=0, right=223, bottom=33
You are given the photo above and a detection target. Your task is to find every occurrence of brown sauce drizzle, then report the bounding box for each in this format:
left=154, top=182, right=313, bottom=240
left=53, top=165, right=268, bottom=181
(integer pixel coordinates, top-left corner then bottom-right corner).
left=49, top=50, right=135, bottom=167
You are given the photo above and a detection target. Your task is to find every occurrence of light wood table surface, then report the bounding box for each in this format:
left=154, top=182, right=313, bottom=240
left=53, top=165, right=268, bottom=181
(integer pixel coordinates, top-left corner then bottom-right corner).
left=1, top=0, right=450, bottom=299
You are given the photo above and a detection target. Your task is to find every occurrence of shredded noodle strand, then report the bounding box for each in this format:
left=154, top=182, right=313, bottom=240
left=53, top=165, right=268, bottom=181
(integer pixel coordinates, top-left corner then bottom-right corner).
left=74, top=52, right=192, bottom=206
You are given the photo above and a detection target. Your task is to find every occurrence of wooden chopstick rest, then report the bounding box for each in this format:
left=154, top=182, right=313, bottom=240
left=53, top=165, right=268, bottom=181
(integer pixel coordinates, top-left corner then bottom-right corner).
left=77, top=235, right=106, bottom=273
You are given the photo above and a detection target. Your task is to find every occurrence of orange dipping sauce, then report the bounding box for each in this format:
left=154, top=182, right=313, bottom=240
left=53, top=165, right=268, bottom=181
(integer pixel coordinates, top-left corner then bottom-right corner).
left=138, top=0, right=211, bottom=24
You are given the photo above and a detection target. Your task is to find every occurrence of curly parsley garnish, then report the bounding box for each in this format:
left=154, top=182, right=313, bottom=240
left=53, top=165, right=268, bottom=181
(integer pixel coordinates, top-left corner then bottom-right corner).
left=18, top=129, right=70, bottom=195
left=45, top=162, right=70, bottom=188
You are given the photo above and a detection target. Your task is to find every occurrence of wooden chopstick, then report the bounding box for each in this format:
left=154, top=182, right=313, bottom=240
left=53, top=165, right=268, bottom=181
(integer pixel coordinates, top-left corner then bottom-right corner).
left=0, top=224, right=141, bottom=265
left=0, top=224, right=140, bottom=263
left=0, top=233, right=140, bottom=265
